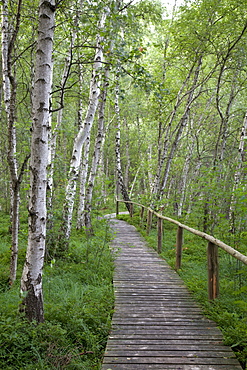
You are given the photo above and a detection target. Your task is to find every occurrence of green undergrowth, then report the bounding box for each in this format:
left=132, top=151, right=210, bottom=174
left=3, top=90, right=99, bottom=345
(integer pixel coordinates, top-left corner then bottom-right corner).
left=118, top=213, right=247, bottom=369
left=0, top=212, right=115, bottom=369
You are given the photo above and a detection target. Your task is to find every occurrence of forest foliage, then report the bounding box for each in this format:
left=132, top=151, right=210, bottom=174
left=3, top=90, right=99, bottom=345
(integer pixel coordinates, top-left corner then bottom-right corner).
left=1, top=0, right=247, bottom=368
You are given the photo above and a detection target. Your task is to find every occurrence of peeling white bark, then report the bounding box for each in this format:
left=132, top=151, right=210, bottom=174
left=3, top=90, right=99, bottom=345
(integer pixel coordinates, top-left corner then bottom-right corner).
left=2, top=0, right=24, bottom=284
left=77, top=136, right=90, bottom=229
left=115, top=72, right=132, bottom=212
left=160, top=56, right=202, bottom=198
left=82, top=65, right=110, bottom=230
left=62, top=9, right=109, bottom=241
left=20, top=0, right=55, bottom=323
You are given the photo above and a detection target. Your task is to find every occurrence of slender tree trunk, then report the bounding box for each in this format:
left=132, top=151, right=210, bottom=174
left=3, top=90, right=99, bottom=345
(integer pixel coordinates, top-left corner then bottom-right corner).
left=147, top=145, right=153, bottom=191
left=115, top=72, right=132, bottom=212
left=214, top=21, right=247, bottom=167
left=160, top=56, right=202, bottom=198
left=152, top=61, right=199, bottom=199
left=20, top=0, right=55, bottom=323
left=77, top=136, right=90, bottom=229
left=76, top=64, right=89, bottom=229
left=229, top=111, right=247, bottom=233
left=177, top=136, right=195, bottom=218
left=1, top=0, right=29, bottom=284
left=130, top=166, right=140, bottom=198
left=214, top=71, right=238, bottom=168
left=124, top=118, right=130, bottom=189
left=83, top=65, right=110, bottom=231
left=98, top=117, right=112, bottom=205
left=47, top=33, right=74, bottom=211
left=61, top=9, right=108, bottom=242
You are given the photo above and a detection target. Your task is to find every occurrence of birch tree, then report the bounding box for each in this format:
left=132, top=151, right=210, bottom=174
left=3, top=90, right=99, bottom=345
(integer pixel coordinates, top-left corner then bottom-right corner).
left=115, top=71, right=132, bottom=212
left=20, top=0, right=56, bottom=323
left=77, top=136, right=90, bottom=229
left=1, top=0, right=30, bottom=284
left=214, top=22, right=247, bottom=167
left=61, top=7, right=109, bottom=243
left=159, top=56, right=202, bottom=198
left=229, top=112, right=247, bottom=233
left=82, top=65, right=110, bottom=232
left=47, top=32, right=75, bottom=212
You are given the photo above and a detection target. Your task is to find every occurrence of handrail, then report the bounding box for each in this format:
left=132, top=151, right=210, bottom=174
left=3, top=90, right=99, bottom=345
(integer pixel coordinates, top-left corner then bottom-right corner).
left=116, top=199, right=247, bottom=300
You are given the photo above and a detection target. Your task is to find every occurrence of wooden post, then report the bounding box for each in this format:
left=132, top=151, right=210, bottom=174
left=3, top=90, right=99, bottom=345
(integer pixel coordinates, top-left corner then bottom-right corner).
left=157, top=217, right=163, bottom=254
left=147, top=210, right=152, bottom=235
left=207, top=242, right=219, bottom=300
left=140, top=206, right=145, bottom=228
left=116, top=199, right=119, bottom=216
left=176, top=226, right=183, bottom=270
left=140, top=206, right=144, bottom=221
left=130, top=202, right=133, bottom=217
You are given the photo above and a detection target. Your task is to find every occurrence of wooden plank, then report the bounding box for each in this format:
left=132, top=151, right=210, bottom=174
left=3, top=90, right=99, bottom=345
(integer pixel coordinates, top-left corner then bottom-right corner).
left=102, top=365, right=241, bottom=370
left=105, top=344, right=232, bottom=352
left=103, top=356, right=241, bottom=365
left=101, top=219, right=242, bottom=370
left=108, top=333, right=223, bottom=340
left=111, top=317, right=214, bottom=323
left=105, top=339, right=225, bottom=346
left=104, top=350, right=234, bottom=358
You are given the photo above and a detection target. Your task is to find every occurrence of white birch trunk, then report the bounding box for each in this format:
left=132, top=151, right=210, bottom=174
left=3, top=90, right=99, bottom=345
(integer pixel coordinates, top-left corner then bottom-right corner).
left=61, top=9, right=108, bottom=242
left=82, top=65, right=110, bottom=231
left=98, top=118, right=112, bottom=204
left=20, top=0, right=55, bottom=323
left=124, top=118, right=130, bottom=189
left=185, top=160, right=202, bottom=220
left=115, top=72, right=132, bottom=212
left=77, top=136, right=90, bottom=229
left=2, top=0, right=25, bottom=284
left=160, top=56, right=202, bottom=198
left=151, top=62, right=197, bottom=198
left=147, top=145, right=153, bottom=190
left=47, top=23, right=76, bottom=211
left=129, top=166, right=140, bottom=198
left=76, top=66, right=90, bottom=229
left=47, top=48, right=72, bottom=207
left=177, top=139, right=195, bottom=218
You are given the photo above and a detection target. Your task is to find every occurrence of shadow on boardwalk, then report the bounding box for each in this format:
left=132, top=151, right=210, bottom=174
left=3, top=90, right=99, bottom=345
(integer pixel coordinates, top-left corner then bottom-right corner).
left=101, top=218, right=242, bottom=370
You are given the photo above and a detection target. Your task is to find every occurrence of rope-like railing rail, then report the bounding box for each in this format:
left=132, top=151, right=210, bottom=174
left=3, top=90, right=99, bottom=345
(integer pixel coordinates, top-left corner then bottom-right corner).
left=116, top=199, right=247, bottom=300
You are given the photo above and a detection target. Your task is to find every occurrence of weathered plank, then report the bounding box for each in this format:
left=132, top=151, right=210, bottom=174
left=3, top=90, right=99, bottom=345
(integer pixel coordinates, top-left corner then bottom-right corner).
left=102, top=366, right=240, bottom=370
left=101, top=219, right=242, bottom=370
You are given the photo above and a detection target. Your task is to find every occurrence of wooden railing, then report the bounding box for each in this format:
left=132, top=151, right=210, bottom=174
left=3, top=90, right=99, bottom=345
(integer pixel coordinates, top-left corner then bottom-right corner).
left=116, top=199, right=247, bottom=301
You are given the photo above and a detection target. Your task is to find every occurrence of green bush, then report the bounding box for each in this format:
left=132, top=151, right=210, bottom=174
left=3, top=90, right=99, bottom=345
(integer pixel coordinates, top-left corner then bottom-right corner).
left=0, top=215, right=115, bottom=369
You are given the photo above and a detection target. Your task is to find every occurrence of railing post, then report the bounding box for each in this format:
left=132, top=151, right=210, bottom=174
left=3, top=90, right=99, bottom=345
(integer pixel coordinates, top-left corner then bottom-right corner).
left=140, top=206, right=145, bottom=227
left=116, top=199, right=119, bottom=216
left=207, top=242, right=219, bottom=300
left=129, top=202, right=133, bottom=217
left=140, top=206, right=144, bottom=221
left=157, top=217, right=163, bottom=254
left=176, top=226, right=183, bottom=270
left=147, top=210, right=152, bottom=235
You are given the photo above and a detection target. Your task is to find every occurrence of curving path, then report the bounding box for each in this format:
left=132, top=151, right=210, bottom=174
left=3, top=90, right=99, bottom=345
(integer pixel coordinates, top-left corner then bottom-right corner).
left=101, top=218, right=242, bottom=370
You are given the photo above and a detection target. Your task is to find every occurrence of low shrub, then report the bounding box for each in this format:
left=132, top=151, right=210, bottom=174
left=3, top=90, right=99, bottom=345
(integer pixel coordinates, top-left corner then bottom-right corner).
left=0, top=215, right=115, bottom=369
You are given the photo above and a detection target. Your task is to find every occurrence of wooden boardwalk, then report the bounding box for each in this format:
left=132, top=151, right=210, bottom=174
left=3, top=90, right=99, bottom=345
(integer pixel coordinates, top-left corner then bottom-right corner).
left=101, top=218, right=242, bottom=370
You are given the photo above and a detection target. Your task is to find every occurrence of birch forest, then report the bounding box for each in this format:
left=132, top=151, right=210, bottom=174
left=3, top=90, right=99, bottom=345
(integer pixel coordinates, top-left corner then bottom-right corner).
left=1, top=0, right=247, bottom=368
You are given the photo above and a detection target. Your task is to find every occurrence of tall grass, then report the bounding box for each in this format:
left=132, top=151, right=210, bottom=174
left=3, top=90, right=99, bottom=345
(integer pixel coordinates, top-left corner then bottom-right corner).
left=0, top=212, right=115, bottom=369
